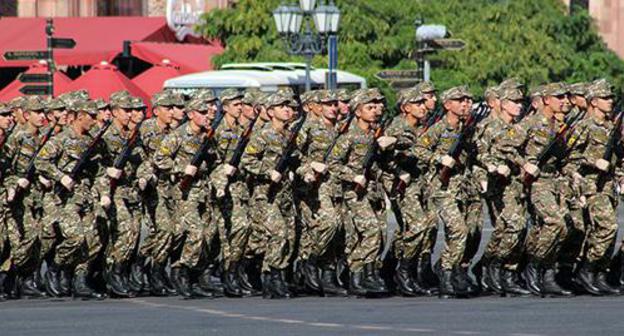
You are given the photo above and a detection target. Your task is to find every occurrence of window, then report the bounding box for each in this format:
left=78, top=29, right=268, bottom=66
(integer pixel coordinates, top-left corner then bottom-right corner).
left=98, top=0, right=145, bottom=16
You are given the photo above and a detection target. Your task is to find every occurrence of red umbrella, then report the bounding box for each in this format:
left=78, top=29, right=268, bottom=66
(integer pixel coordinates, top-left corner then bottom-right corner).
left=62, top=61, right=150, bottom=109
left=0, top=61, right=72, bottom=101
left=133, top=59, right=183, bottom=97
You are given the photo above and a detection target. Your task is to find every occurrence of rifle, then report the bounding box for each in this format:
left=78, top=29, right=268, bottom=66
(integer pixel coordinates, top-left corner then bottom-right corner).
left=54, top=120, right=112, bottom=195
left=516, top=96, right=534, bottom=122
left=178, top=102, right=225, bottom=193
left=228, top=107, right=260, bottom=169
left=522, top=109, right=586, bottom=188
left=109, top=120, right=144, bottom=194
left=439, top=102, right=491, bottom=187
left=0, top=123, right=16, bottom=149
left=13, top=123, right=57, bottom=199
left=597, top=108, right=624, bottom=192
left=267, top=106, right=307, bottom=202
left=354, top=112, right=394, bottom=195
left=424, top=105, right=444, bottom=130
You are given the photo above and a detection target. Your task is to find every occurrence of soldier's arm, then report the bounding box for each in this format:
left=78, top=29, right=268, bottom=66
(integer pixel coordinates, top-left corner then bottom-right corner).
left=328, top=135, right=356, bottom=182
left=240, top=132, right=269, bottom=179
left=34, top=137, right=63, bottom=182
left=153, top=133, right=181, bottom=173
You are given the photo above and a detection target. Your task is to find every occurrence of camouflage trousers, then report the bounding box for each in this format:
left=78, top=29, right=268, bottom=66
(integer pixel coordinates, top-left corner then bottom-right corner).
left=461, top=183, right=483, bottom=268
left=0, top=201, right=10, bottom=272
left=583, top=192, right=617, bottom=269
left=6, top=196, right=43, bottom=274
left=431, top=184, right=469, bottom=271
left=525, top=177, right=569, bottom=266
left=139, top=186, right=176, bottom=265
left=215, top=191, right=251, bottom=270
left=171, top=199, right=218, bottom=269
left=255, top=188, right=296, bottom=273
left=483, top=179, right=527, bottom=270
left=394, top=183, right=437, bottom=261
left=55, top=201, right=102, bottom=273
left=106, top=198, right=142, bottom=266
left=40, top=191, right=61, bottom=263
left=244, top=192, right=268, bottom=260
left=343, top=191, right=383, bottom=273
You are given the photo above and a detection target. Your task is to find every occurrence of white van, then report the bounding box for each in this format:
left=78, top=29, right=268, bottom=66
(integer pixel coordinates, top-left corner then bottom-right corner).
left=163, top=62, right=367, bottom=96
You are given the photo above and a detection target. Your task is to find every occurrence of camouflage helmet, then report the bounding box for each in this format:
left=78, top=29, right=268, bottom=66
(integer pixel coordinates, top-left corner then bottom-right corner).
left=46, top=97, right=67, bottom=111
left=9, top=96, right=27, bottom=110
left=94, top=98, right=109, bottom=110
left=541, top=82, right=569, bottom=97
left=219, top=88, right=244, bottom=103
left=317, top=90, right=339, bottom=103
left=23, top=96, right=46, bottom=112
left=397, top=87, right=425, bottom=106
left=499, top=77, right=525, bottom=90
left=498, top=87, right=524, bottom=101
left=74, top=100, right=98, bottom=116
left=335, top=88, right=351, bottom=102
left=0, top=102, right=13, bottom=115
left=483, top=85, right=501, bottom=100
left=131, top=96, right=147, bottom=110
left=265, top=91, right=298, bottom=108
left=568, top=82, right=590, bottom=97
left=349, top=88, right=385, bottom=110
left=186, top=99, right=209, bottom=112
left=414, top=80, right=436, bottom=94
left=586, top=79, right=615, bottom=101
left=440, top=85, right=473, bottom=102
left=151, top=91, right=178, bottom=107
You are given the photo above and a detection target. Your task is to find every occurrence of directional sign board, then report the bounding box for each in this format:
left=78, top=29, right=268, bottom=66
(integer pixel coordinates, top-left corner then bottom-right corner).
left=50, top=38, right=76, bottom=49
left=18, top=73, right=53, bottom=83
left=387, top=79, right=421, bottom=90
left=3, top=50, right=50, bottom=61
left=19, top=85, right=51, bottom=96
left=375, top=70, right=422, bottom=81
left=429, top=39, right=466, bottom=51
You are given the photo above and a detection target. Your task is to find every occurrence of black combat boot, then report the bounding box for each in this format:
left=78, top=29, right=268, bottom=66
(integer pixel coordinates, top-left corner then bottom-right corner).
left=394, top=259, right=418, bottom=297
left=223, top=264, right=244, bottom=297
left=198, top=265, right=224, bottom=297
left=485, top=258, right=503, bottom=294
left=418, top=255, right=439, bottom=288
left=171, top=266, right=192, bottom=298
left=0, top=271, right=7, bottom=301
left=263, top=268, right=290, bottom=299
left=302, top=256, right=321, bottom=292
left=542, top=267, right=573, bottom=297
left=575, top=262, right=602, bottom=296
left=20, top=273, right=48, bottom=298
left=320, top=268, right=347, bottom=297
left=501, top=269, right=530, bottom=296
left=149, top=263, right=168, bottom=296
left=108, top=263, right=131, bottom=298
left=59, top=267, right=72, bottom=296
left=44, top=261, right=63, bottom=297
left=371, top=264, right=388, bottom=293
left=236, top=259, right=259, bottom=296
left=522, top=258, right=542, bottom=296
left=361, top=263, right=387, bottom=294
left=594, top=271, right=621, bottom=295
left=73, top=270, right=105, bottom=300
left=473, top=257, right=490, bottom=293
left=190, top=283, right=215, bottom=298
left=348, top=269, right=366, bottom=296
left=438, top=269, right=455, bottom=299
left=128, top=255, right=146, bottom=293
left=452, top=266, right=471, bottom=297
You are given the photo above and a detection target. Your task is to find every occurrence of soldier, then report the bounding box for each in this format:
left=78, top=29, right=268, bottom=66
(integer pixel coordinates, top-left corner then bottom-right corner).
left=35, top=100, right=107, bottom=300
left=4, top=96, right=50, bottom=298
left=329, top=88, right=393, bottom=296
left=384, top=87, right=437, bottom=296
left=94, top=99, right=113, bottom=131
left=335, top=89, right=350, bottom=122
left=8, top=97, right=27, bottom=132
left=521, top=82, right=574, bottom=297
left=210, top=88, right=254, bottom=297
left=240, top=91, right=301, bottom=299
left=0, top=103, right=15, bottom=301
left=168, top=92, right=187, bottom=129
left=569, top=79, right=622, bottom=295
left=135, top=92, right=176, bottom=296
left=414, top=86, right=477, bottom=298
left=153, top=98, right=220, bottom=298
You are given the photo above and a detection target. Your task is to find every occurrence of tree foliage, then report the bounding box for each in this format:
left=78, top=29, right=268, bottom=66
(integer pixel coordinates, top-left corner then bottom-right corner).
left=196, top=0, right=624, bottom=98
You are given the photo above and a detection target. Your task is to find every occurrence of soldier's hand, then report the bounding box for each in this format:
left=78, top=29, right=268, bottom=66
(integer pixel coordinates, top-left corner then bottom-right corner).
left=377, top=136, right=397, bottom=150
left=578, top=195, right=587, bottom=208
left=60, top=175, right=74, bottom=191
left=304, top=173, right=316, bottom=183
left=523, top=163, right=540, bottom=177
left=399, top=173, right=411, bottom=185
left=106, top=167, right=123, bottom=180
left=310, top=162, right=328, bottom=174
left=353, top=175, right=367, bottom=188
left=17, top=178, right=30, bottom=189
left=224, top=164, right=237, bottom=177
left=38, top=175, right=52, bottom=189
left=138, top=178, right=148, bottom=191
left=184, top=165, right=198, bottom=177
left=486, top=163, right=497, bottom=174
left=6, top=188, right=16, bottom=203
left=572, top=172, right=583, bottom=187
left=496, top=165, right=510, bottom=178
left=595, top=158, right=610, bottom=172
left=480, top=180, right=488, bottom=193
left=100, top=195, right=112, bottom=209
left=270, top=170, right=282, bottom=183
left=216, top=189, right=226, bottom=199
left=440, top=155, right=456, bottom=168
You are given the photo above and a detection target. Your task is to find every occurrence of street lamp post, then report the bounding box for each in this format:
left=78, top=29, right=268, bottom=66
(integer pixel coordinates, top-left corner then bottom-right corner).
left=273, top=0, right=340, bottom=92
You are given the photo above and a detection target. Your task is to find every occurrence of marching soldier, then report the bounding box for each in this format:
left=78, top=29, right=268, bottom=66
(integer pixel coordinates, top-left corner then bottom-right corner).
left=0, top=103, right=15, bottom=301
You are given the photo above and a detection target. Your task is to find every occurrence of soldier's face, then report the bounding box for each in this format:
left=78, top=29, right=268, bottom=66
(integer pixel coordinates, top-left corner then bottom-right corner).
left=486, top=97, right=501, bottom=113
left=155, top=106, right=173, bottom=124
left=321, top=101, right=339, bottom=121
left=225, top=99, right=243, bottom=119
left=242, top=103, right=256, bottom=120
left=502, top=99, right=522, bottom=117
left=309, top=102, right=323, bottom=117
left=338, top=101, right=350, bottom=116
left=269, top=104, right=295, bottom=122
left=14, top=108, right=26, bottom=124
left=0, top=115, right=13, bottom=129
left=423, top=93, right=437, bottom=111
left=113, top=107, right=131, bottom=127
left=592, top=97, right=614, bottom=115
left=53, top=109, right=69, bottom=126
left=172, top=106, right=185, bottom=121
left=207, top=102, right=218, bottom=120
left=98, top=108, right=112, bottom=122
left=26, top=110, right=46, bottom=128
left=445, top=98, right=469, bottom=118
left=545, top=94, right=566, bottom=113
left=356, top=102, right=380, bottom=123
left=259, top=106, right=270, bottom=121
left=131, top=109, right=144, bottom=123
left=571, top=95, right=588, bottom=109
left=79, top=112, right=96, bottom=130
left=404, top=101, right=427, bottom=119
left=190, top=110, right=209, bottom=128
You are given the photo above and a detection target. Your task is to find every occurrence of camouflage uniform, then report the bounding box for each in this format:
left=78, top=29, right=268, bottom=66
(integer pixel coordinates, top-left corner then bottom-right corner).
left=0, top=103, right=13, bottom=275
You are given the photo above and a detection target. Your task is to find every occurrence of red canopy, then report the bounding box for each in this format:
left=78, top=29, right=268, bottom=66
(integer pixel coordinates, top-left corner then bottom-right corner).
left=61, top=61, right=150, bottom=108
left=133, top=59, right=183, bottom=97
left=0, top=17, right=177, bottom=68
left=131, top=41, right=223, bottom=74
left=0, top=61, right=72, bottom=101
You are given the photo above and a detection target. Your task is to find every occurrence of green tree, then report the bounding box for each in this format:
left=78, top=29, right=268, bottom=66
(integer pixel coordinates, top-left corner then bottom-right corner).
left=196, top=0, right=624, bottom=98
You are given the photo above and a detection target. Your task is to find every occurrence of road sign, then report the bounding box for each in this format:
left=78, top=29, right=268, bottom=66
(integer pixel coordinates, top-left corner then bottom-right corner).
left=387, top=79, right=422, bottom=90
left=375, top=70, right=422, bottom=81
left=3, top=50, right=50, bottom=61
left=429, top=38, right=466, bottom=51
left=18, top=73, right=53, bottom=83
left=50, top=37, right=76, bottom=49
left=19, top=85, right=52, bottom=96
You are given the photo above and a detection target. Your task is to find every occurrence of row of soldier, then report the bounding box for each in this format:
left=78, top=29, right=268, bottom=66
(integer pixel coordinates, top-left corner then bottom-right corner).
left=0, top=77, right=623, bottom=300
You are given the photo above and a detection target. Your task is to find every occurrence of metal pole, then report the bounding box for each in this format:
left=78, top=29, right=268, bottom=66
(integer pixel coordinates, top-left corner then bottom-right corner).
left=46, top=18, right=54, bottom=98
left=303, top=19, right=313, bottom=92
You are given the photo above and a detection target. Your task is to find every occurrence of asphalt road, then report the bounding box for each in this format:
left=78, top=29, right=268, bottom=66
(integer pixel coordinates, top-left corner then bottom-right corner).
left=2, top=204, right=624, bottom=336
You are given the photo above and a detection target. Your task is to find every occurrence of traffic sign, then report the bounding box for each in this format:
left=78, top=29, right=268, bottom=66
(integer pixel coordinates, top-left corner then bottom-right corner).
left=3, top=50, right=50, bottom=61
left=387, top=79, right=421, bottom=90
left=19, top=85, right=51, bottom=96
left=18, top=73, right=53, bottom=83
left=429, top=39, right=466, bottom=51
left=375, top=70, right=422, bottom=81
left=50, top=37, right=76, bottom=49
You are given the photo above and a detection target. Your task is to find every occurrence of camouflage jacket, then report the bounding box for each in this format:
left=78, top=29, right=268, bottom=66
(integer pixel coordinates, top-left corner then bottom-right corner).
left=100, top=123, right=145, bottom=202
left=210, top=118, right=249, bottom=198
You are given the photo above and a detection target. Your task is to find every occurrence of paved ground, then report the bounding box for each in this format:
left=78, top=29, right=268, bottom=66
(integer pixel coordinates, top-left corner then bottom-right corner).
left=2, top=204, right=624, bottom=336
